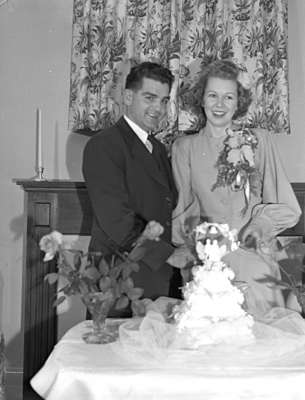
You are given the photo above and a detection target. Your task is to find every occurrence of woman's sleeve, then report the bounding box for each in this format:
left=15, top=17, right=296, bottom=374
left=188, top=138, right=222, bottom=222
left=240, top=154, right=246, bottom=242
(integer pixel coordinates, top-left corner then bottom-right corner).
left=246, top=130, right=301, bottom=241
left=171, top=138, right=200, bottom=246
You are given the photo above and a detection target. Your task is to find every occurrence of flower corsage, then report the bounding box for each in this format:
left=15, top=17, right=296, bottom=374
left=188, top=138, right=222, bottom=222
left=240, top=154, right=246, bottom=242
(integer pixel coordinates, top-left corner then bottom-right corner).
left=212, top=127, right=260, bottom=213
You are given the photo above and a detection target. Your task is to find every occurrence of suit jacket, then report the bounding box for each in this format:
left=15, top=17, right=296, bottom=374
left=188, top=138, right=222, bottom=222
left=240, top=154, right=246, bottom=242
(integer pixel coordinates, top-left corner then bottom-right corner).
left=82, top=117, right=178, bottom=299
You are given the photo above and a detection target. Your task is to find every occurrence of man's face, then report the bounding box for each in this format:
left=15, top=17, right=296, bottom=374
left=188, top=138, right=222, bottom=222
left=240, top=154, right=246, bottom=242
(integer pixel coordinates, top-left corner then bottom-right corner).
left=124, top=77, right=170, bottom=133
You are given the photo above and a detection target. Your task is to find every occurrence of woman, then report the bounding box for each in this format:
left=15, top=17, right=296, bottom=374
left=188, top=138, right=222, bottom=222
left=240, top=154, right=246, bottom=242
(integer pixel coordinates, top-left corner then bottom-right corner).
left=171, top=59, right=301, bottom=317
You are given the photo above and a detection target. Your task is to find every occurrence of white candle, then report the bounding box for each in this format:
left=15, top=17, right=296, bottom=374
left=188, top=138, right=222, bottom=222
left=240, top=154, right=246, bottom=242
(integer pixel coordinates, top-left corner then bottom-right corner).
left=37, top=108, right=43, bottom=169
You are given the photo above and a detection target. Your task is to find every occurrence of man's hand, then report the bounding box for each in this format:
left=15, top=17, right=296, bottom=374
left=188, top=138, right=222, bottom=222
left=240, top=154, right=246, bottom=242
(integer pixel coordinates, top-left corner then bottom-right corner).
left=167, top=245, right=195, bottom=269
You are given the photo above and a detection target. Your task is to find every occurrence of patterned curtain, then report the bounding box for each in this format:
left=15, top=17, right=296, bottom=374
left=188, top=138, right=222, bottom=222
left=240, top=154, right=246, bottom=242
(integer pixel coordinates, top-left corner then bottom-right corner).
left=69, top=0, right=289, bottom=147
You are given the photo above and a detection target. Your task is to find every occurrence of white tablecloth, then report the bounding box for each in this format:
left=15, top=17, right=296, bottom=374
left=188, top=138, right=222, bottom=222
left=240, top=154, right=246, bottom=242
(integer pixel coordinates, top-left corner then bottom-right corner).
left=31, top=319, right=305, bottom=400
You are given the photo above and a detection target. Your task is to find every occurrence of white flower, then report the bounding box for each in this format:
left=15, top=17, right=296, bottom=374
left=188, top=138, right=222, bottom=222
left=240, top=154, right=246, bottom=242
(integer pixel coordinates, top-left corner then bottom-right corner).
left=39, top=231, right=64, bottom=261
left=133, top=220, right=164, bottom=248
left=227, top=148, right=242, bottom=165
left=241, top=144, right=255, bottom=166
left=227, top=135, right=240, bottom=148
left=141, top=220, right=164, bottom=241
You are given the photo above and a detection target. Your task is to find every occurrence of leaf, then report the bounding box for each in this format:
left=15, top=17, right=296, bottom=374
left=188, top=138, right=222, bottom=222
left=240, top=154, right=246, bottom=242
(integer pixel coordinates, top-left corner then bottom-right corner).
left=53, top=296, right=66, bottom=307
left=57, top=282, right=70, bottom=293
left=60, top=264, right=74, bottom=275
left=99, top=276, right=111, bottom=291
left=126, top=287, right=144, bottom=301
left=131, top=299, right=146, bottom=317
left=98, top=258, right=110, bottom=276
left=113, top=284, right=121, bottom=299
left=129, top=262, right=140, bottom=272
left=115, top=295, right=129, bottom=310
left=73, top=252, right=82, bottom=271
left=128, top=244, right=147, bottom=262
left=117, top=277, right=124, bottom=294
left=255, top=275, right=291, bottom=289
left=44, top=273, right=58, bottom=285
left=62, top=283, right=78, bottom=296
left=78, top=279, right=90, bottom=295
left=109, top=264, right=123, bottom=279
left=83, top=266, right=100, bottom=281
left=121, top=264, right=132, bottom=279
left=110, top=276, right=117, bottom=287
left=120, top=277, right=134, bottom=292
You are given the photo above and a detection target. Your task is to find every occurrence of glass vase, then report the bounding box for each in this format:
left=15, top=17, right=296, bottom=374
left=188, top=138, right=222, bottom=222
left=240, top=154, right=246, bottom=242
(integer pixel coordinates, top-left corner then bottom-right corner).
left=81, top=292, right=117, bottom=344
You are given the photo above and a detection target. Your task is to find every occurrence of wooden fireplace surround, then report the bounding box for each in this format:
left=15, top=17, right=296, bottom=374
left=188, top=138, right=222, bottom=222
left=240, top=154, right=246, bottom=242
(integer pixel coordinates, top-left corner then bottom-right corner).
left=15, top=180, right=305, bottom=386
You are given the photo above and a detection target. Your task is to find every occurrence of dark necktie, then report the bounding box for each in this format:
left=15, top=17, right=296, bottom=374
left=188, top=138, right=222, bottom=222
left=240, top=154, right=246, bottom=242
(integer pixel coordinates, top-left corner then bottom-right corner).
left=145, top=137, right=153, bottom=153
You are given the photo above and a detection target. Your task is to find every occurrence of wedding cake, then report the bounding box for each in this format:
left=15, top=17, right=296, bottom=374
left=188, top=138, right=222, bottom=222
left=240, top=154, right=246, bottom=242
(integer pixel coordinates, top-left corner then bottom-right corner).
left=174, top=223, right=254, bottom=348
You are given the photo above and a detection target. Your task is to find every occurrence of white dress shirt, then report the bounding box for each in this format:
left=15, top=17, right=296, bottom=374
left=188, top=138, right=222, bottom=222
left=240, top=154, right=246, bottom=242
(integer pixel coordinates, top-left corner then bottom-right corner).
left=124, top=115, right=152, bottom=152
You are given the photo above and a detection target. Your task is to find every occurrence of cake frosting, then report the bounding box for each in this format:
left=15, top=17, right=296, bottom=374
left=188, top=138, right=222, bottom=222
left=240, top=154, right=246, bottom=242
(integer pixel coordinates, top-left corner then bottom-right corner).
left=174, top=222, right=254, bottom=348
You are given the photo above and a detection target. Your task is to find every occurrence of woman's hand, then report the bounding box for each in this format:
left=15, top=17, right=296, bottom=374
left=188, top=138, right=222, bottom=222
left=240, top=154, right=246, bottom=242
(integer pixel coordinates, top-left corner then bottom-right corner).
left=240, top=225, right=263, bottom=250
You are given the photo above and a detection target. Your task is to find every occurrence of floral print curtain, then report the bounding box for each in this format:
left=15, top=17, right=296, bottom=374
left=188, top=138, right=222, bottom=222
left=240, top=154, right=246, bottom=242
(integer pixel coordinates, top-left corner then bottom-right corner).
left=69, top=0, right=289, bottom=146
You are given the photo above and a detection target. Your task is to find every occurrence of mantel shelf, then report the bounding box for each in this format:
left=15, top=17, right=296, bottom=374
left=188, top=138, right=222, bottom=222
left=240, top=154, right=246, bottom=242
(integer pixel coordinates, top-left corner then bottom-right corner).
left=14, top=179, right=86, bottom=190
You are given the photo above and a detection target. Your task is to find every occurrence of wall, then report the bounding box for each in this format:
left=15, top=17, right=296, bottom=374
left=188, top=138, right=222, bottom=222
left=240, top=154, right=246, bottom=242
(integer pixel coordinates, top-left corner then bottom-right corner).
left=275, top=0, right=305, bottom=180
left=0, top=0, right=88, bottom=384
left=0, top=0, right=304, bottom=384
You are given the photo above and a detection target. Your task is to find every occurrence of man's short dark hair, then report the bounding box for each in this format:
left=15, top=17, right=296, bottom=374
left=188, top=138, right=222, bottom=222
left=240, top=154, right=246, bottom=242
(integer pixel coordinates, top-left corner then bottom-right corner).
left=125, top=61, right=174, bottom=92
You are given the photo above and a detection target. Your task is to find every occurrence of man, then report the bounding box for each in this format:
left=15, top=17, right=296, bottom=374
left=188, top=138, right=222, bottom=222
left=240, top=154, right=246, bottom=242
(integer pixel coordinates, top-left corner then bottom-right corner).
left=82, top=61, right=181, bottom=300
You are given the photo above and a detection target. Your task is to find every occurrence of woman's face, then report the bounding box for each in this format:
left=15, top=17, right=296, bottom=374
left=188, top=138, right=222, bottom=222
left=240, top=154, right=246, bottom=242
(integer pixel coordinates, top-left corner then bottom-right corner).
left=202, top=77, right=238, bottom=130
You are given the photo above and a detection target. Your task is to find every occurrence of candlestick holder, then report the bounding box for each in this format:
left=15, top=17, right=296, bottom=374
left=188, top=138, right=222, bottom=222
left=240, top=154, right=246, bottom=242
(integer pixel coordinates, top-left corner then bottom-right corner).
left=33, top=167, right=46, bottom=181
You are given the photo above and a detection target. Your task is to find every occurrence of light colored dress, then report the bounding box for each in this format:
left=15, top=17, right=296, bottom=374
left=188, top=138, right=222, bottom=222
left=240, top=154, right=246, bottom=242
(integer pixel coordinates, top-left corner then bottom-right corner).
left=172, top=127, right=301, bottom=317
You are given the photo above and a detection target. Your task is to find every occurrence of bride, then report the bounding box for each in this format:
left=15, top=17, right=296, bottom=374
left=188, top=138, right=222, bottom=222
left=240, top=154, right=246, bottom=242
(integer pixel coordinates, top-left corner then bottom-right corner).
left=170, top=59, right=301, bottom=318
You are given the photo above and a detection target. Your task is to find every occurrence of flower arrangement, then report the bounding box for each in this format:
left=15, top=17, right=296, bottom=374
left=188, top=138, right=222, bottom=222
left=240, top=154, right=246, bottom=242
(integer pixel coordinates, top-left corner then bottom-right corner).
left=39, top=221, right=164, bottom=342
left=264, top=270, right=305, bottom=316
left=256, top=239, right=305, bottom=316
left=212, top=127, right=259, bottom=194
left=40, top=232, right=139, bottom=310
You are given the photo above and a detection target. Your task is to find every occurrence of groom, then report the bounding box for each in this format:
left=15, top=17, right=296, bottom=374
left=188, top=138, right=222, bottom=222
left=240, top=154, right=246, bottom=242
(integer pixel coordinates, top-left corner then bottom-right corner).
left=82, top=61, right=182, bottom=300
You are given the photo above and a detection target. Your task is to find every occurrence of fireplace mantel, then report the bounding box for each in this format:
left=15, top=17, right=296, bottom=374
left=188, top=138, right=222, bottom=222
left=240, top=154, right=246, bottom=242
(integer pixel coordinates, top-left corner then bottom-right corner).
left=15, top=179, right=93, bottom=386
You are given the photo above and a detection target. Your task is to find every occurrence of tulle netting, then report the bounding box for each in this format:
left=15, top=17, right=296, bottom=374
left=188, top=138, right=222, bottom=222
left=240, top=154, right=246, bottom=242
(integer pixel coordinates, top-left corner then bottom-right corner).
left=114, top=298, right=305, bottom=369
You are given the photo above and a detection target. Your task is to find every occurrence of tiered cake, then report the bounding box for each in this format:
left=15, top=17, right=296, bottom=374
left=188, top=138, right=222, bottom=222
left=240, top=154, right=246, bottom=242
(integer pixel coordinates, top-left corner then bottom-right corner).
left=174, top=223, right=254, bottom=348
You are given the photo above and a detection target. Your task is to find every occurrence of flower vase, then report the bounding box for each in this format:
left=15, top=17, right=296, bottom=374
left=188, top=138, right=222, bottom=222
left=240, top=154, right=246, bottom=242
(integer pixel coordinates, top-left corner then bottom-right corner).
left=81, top=292, right=117, bottom=344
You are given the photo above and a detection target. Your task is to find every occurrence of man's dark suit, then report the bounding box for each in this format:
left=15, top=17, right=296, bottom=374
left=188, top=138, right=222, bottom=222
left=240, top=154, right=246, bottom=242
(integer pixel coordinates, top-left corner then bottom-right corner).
left=82, top=117, right=178, bottom=299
